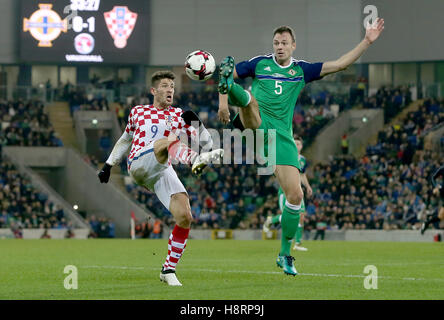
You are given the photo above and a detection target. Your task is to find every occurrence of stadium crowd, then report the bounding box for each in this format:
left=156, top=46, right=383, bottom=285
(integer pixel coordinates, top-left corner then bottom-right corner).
left=0, top=160, right=72, bottom=234
left=64, top=86, right=110, bottom=115
left=363, top=85, right=412, bottom=123
left=84, top=215, right=116, bottom=238
left=0, top=99, right=62, bottom=147
left=296, top=97, right=443, bottom=233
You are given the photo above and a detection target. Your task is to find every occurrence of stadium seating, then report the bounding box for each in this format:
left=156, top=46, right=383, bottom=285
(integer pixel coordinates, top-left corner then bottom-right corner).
left=305, top=98, right=443, bottom=232
left=0, top=159, right=70, bottom=233
left=0, top=99, right=62, bottom=147
left=0, top=98, right=116, bottom=237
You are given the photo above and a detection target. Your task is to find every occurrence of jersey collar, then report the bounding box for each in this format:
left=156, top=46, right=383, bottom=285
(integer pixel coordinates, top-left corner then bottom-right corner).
left=272, top=54, right=294, bottom=69
left=151, top=104, right=172, bottom=111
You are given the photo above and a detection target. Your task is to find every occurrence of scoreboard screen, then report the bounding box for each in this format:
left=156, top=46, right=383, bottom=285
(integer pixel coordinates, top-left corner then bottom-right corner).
left=20, top=0, right=150, bottom=64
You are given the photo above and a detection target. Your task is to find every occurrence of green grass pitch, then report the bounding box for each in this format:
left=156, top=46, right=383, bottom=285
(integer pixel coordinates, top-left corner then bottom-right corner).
left=1, top=239, right=443, bottom=300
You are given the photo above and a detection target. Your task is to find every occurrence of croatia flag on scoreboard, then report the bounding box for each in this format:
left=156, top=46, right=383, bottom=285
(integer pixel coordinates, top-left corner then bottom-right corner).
left=104, top=6, right=138, bottom=49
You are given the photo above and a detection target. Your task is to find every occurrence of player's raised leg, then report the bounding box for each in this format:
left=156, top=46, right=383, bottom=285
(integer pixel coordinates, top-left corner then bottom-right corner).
left=274, top=165, right=304, bottom=276
left=154, top=136, right=223, bottom=176
left=218, top=56, right=261, bottom=130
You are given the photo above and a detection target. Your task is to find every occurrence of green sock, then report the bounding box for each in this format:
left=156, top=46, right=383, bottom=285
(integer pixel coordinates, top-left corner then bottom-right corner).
left=279, top=202, right=302, bottom=256
left=271, top=215, right=281, bottom=224
left=228, top=83, right=250, bottom=107
left=294, top=223, right=303, bottom=244
left=228, top=95, right=239, bottom=107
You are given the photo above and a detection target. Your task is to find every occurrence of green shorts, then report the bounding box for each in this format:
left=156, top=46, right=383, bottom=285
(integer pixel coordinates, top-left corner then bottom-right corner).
left=257, top=114, right=301, bottom=170
left=232, top=112, right=300, bottom=170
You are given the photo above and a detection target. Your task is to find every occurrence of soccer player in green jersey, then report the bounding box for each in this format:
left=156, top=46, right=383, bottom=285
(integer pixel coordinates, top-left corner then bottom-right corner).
left=263, top=136, right=312, bottom=252
left=217, top=19, right=384, bottom=276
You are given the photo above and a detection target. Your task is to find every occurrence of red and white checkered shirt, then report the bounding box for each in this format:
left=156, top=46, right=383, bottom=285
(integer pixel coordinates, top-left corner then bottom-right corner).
left=125, top=104, right=197, bottom=163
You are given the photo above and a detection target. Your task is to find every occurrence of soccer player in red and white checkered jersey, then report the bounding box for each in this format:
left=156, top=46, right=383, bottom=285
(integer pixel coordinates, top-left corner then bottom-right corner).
left=98, top=71, right=223, bottom=286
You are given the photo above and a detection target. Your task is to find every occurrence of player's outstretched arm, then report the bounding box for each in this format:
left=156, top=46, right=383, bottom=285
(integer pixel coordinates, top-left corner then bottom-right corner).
left=98, top=132, right=132, bottom=183
left=320, top=18, right=384, bottom=77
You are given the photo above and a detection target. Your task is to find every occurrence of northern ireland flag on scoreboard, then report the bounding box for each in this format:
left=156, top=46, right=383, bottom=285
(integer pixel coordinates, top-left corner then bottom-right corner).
left=104, top=6, right=138, bottom=49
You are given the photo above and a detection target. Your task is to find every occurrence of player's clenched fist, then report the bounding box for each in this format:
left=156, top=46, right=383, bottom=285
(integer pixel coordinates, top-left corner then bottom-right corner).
left=98, top=163, right=112, bottom=183
left=218, top=105, right=230, bottom=125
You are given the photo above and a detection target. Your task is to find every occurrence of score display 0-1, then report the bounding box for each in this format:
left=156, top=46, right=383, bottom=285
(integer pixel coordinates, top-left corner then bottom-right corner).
left=20, top=0, right=149, bottom=64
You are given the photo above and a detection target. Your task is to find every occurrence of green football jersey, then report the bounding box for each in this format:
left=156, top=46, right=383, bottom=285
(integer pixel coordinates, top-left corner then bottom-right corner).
left=236, top=54, right=323, bottom=132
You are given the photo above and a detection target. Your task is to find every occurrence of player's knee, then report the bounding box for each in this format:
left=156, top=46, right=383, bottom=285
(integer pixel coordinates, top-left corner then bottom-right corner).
left=176, top=208, right=193, bottom=227
left=286, top=191, right=303, bottom=206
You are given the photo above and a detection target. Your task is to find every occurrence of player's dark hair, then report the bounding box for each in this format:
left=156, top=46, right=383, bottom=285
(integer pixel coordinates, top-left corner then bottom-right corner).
left=273, top=26, right=296, bottom=43
left=294, top=135, right=303, bottom=143
left=151, top=71, right=175, bottom=87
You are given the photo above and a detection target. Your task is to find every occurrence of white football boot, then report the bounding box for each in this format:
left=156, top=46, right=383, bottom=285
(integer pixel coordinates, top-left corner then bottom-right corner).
left=293, top=243, right=308, bottom=251
left=191, top=149, right=224, bottom=175
left=160, top=268, right=182, bottom=286
left=263, top=216, right=272, bottom=233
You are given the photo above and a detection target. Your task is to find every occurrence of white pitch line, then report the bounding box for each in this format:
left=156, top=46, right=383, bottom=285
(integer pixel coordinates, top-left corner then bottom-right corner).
left=83, top=265, right=145, bottom=270
left=81, top=265, right=444, bottom=282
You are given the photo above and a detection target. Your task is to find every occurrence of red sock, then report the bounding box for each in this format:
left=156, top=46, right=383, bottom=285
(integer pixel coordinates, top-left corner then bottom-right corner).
left=163, top=225, right=190, bottom=270
left=167, top=140, right=198, bottom=165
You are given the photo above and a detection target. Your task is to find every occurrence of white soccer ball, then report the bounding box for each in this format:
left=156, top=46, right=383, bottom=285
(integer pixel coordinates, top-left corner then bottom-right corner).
left=184, top=50, right=216, bottom=81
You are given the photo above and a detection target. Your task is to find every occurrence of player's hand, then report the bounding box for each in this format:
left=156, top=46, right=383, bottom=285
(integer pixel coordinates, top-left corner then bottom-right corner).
left=98, top=163, right=112, bottom=183
left=306, top=186, right=313, bottom=198
left=365, top=17, right=384, bottom=44
left=218, top=105, right=230, bottom=125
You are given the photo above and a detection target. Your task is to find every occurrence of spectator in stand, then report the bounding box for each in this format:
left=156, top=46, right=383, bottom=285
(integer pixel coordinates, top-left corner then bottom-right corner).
left=151, top=219, right=163, bottom=239
left=97, top=217, right=110, bottom=238
left=136, top=220, right=152, bottom=239
left=86, top=215, right=99, bottom=237
left=84, top=216, right=115, bottom=238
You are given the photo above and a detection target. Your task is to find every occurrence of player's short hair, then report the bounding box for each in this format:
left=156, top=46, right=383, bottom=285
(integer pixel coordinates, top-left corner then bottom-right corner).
left=151, top=71, right=175, bottom=88
left=273, top=26, right=296, bottom=43
left=294, top=135, right=303, bottom=143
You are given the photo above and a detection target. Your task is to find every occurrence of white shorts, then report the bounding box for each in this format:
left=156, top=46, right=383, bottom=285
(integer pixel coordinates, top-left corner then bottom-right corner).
left=128, top=146, right=187, bottom=210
